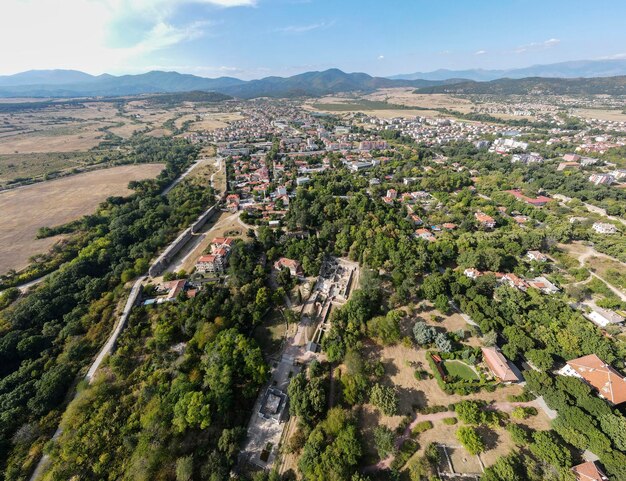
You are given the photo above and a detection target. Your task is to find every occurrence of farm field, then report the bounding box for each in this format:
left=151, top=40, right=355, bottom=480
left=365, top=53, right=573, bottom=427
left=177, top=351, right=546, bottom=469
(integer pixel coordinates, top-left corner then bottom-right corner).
left=0, top=151, right=95, bottom=186
left=0, top=163, right=164, bottom=275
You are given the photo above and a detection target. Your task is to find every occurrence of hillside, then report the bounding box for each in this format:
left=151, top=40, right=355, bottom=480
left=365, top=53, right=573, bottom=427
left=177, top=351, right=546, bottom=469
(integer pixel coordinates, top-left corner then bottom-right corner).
left=414, top=76, right=626, bottom=96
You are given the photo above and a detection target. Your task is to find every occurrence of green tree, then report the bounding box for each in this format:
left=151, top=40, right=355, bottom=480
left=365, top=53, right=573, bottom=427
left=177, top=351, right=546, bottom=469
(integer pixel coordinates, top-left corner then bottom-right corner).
left=369, top=383, right=398, bottom=416
left=456, top=426, right=485, bottom=455
left=373, top=425, right=397, bottom=459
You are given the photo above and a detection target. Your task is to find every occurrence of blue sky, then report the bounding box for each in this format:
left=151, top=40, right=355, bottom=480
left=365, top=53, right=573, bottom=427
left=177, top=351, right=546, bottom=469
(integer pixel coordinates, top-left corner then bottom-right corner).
left=1, top=0, right=626, bottom=78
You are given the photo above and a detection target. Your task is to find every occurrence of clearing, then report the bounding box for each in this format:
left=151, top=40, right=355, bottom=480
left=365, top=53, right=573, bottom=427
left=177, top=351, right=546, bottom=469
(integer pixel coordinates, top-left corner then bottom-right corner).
left=0, top=163, right=164, bottom=275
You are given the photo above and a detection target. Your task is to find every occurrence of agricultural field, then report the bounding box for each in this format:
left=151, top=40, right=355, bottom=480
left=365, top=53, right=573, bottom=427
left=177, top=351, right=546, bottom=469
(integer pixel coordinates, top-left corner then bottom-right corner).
left=0, top=163, right=164, bottom=275
left=0, top=151, right=96, bottom=187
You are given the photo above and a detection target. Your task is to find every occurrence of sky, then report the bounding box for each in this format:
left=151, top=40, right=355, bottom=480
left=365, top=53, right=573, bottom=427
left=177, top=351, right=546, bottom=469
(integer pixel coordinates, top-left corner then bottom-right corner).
left=1, top=0, right=626, bottom=79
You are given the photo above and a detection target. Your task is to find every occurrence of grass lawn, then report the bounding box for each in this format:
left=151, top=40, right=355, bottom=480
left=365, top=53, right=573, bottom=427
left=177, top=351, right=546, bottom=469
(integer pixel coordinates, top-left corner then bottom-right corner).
left=443, top=360, right=479, bottom=381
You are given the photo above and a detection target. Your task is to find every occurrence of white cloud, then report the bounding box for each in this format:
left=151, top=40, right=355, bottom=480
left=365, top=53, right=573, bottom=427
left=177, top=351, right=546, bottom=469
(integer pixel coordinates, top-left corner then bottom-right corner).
left=275, top=20, right=335, bottom=34
left=378, top=55, right=385, bottom=60
left=515, top=38, right=561, bottom=54
left=0, top=0, right=255, bottom=75
left=598, top=53, right=626, bottom=60
left=474, top=50, right=487, bottom=56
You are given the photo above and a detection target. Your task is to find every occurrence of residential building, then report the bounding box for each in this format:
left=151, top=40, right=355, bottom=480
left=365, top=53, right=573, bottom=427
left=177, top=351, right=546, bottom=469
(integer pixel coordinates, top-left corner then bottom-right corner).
left=528, top=276, right=560, bottom=294
left=589, top=174, right=615, bottom=186
left=526, top=250, right=548, bottom=262
left=274, top=257, right=303, bottom=277
left=559, top=354, right=626, bottom=405
left=571, top=461, right=609, bottom=481
left=475, top=212, right=496, bottom=229
left=584, top=306, right=625, bottom=328
left=464, top=268, right=482, bottom=279
left=482, top=347, right=522, bottom=383
left=414, top=228, right=436, bottom=242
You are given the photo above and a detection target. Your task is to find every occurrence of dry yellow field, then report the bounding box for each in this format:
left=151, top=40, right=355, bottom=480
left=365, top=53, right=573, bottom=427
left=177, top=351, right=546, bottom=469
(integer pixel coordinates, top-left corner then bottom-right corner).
left=0, top=163, right=164, bottom=274
left=572, top=108, right=626, bottom=122
left=365, top=88, right=475, bottom=113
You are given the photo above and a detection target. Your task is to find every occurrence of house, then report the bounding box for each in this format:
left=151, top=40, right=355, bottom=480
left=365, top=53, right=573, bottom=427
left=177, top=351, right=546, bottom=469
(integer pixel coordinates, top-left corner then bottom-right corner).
left=559, top=354, right=626, bottom=405
left=526, top=250, right=548, bottom=262
left=410, top=214, right=423, bottom=226
left=274, top=257, right=303, bottom=277
left=196, top=254, right=226, bottom=273
left=499, top=273, right=528, bottom=291
left=584, top=306, right=625, bottom=328
left=162, top=279, right=187, bottom=300
left=505, top=189, right=551, bottom=207
left=211, top=237, right=235, bottom=254
left=481, top=347, right=523, bottom=383
left=589, top=174, right=615, bottom=186
left=475, top=212, right=496, bottom=229
left=296, top=176, right=310, bottom=186
left=528, top=276, right=560, bottom=294
left=563, top=153, right=581, bottom=162
left=571, top=461, right=609, bottom=481
left=464, top=268, right=482, bottom=279
left=557, top=161, right=580, bottom=171
left=386, top=189, right=398, bottom=199
left=592, top=222, right=617, bottom=234
left=442, top=222, right=457, bottom=230
left=414, top=228, right=436, bottom=242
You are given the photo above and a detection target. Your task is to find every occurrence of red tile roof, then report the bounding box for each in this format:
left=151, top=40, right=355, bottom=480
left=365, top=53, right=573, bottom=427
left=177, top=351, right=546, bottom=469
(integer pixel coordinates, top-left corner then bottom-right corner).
left=567, top=354, right=626, bottom=405
left=572, top=461, right=609, bottom=481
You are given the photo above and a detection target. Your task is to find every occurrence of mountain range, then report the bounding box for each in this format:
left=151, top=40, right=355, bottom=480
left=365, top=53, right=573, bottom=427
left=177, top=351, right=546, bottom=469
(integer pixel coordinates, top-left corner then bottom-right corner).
left=1, top=58, right=626, bottom=99
left=0, top=69, right=448, bottom=99
left=415, top=76, right=626, bottom=96
left=390, top=59, right=626, bottom=81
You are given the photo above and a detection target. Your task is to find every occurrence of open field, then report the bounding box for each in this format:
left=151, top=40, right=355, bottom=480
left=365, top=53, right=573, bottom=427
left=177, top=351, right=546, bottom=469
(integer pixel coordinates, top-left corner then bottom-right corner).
left=365, top=89, right=475, bottom=113
left=0, top=163, right=164, bottom=275
left=572, top=108, right=626, bottom=122
left=0, top=124, right=105, bottom=154
left=0, top=151, right=96, bottom=186
left=175, top=112, right=246, bottom=132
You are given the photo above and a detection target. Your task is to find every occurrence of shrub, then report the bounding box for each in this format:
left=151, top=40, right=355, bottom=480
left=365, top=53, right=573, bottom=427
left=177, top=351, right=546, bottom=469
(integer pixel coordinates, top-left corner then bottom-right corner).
left=411, top=421, right=433, bottom=436
left=511, top=406, right=538, bottom=420
left=390, top=438, right=419, bottom=471
left=443, top=417, right=457, bottom=425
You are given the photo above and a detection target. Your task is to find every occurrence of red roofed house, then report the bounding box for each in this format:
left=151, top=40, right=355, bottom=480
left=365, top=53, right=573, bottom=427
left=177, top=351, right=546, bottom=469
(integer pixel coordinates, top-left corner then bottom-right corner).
left=274, top=257, right=303, bottom=277
left=505, top=189, right=551, bottom=207
left=559, top=354, right=626, bottom=405
left=475, top=212, right=496, bottom=229
left=211, top=237, right=235, bottom=253
left=481, top=347, right=522, bottom=383
left=571, top=461, right=609, bottom=481
left=414, top=228, right=436, bottom=242
left=196, top=255, right=226, bottom=274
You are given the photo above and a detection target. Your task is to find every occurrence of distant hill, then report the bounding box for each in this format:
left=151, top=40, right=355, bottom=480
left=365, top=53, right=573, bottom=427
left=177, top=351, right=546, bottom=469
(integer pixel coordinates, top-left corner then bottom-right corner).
left=0, top=68, right=448, bottom=99
left=0, top=69, right=103, bottom=87
left=2, top=65, right=625, bottom=99
left=392, top=59, right=626, bottom=82
left=414, top=76, right=626, bottom=96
